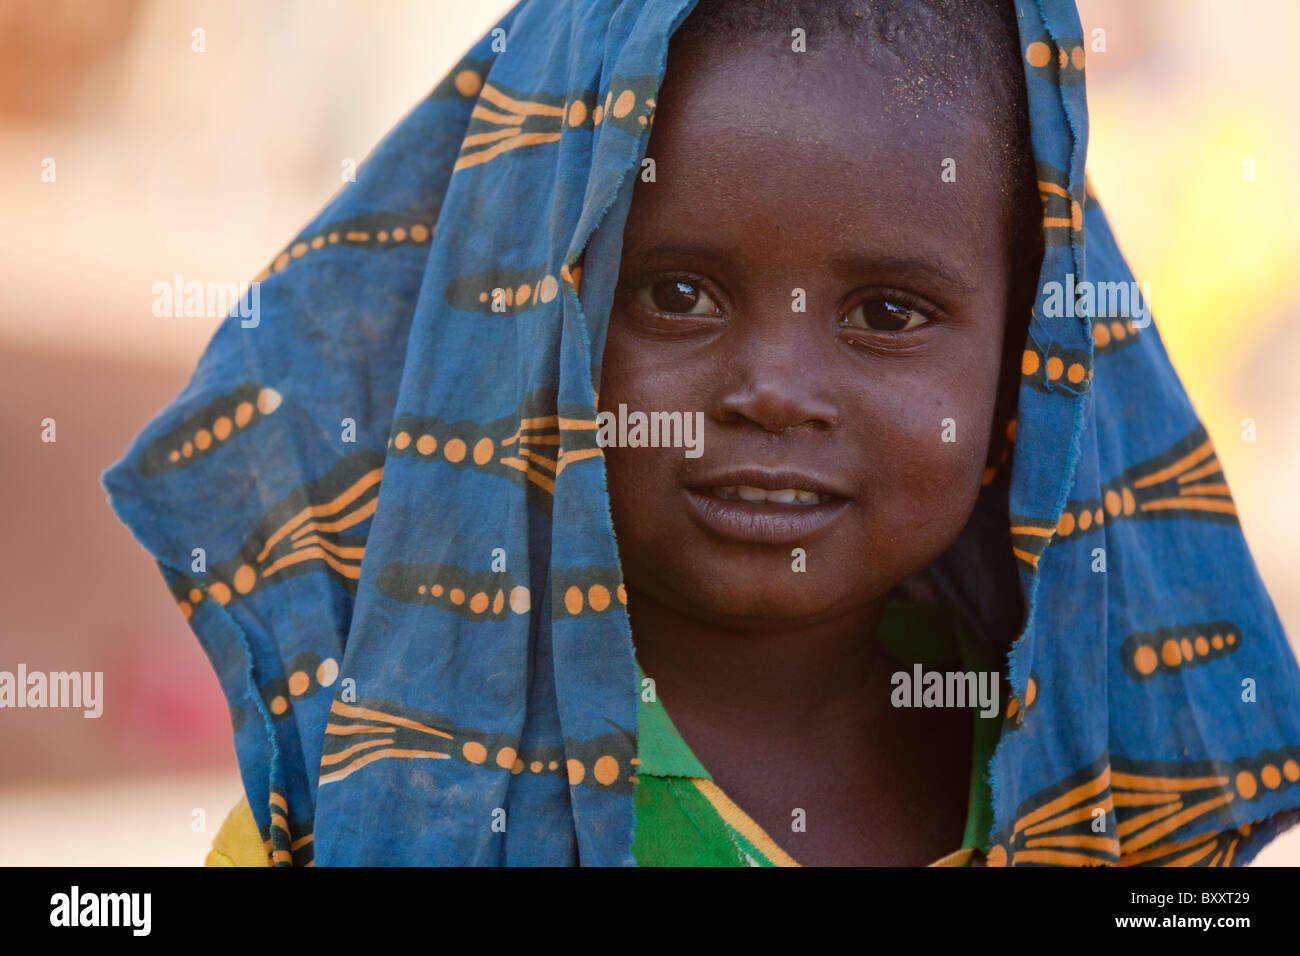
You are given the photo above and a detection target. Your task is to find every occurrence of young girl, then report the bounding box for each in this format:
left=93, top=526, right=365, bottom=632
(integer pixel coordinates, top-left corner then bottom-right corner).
left=104, top=0, right=1300, bottom=866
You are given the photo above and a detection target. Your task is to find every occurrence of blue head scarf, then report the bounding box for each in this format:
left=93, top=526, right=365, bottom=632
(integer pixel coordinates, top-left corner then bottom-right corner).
left=103, top=0, right=1300, bottom=865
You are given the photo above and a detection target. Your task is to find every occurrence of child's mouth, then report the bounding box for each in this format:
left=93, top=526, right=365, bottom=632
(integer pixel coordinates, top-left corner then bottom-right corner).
left=682, top=470, right=851, bottom=544
left=706, top=485, right=833, bottom=505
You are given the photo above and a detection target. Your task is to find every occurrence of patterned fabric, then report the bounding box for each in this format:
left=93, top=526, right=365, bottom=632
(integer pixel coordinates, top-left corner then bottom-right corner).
left=102, top=0, right=1300, bottom=865
left=201, top=600, right=986, bottom=867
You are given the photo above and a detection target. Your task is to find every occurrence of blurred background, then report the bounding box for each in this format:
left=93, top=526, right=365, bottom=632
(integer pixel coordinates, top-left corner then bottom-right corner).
left=1, top=0, right=1297, bottom=865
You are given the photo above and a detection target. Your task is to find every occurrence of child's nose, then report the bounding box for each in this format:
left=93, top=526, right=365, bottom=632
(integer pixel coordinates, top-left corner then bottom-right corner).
left=711, top=319, right=840, bottom=434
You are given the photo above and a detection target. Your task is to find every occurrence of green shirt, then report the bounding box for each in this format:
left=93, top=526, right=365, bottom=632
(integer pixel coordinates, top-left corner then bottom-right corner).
left=631, top=600, right=1002, bottom=866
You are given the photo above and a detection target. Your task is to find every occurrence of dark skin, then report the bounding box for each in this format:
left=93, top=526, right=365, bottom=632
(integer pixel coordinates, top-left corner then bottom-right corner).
left=599, top=32, right=1017, bottom=865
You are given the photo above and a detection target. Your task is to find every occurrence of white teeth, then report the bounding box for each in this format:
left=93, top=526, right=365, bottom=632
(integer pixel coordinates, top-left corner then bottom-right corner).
left=708, top=485, right=828, bottom=505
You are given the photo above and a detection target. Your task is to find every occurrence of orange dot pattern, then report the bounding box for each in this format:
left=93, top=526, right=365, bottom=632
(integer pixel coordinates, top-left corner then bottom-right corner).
left=1060, top=430, right=1234, bottom=544
left=426, top=56, right=494, bottom=102
left=1002, top=671, right=1040, bottom=732
left=387, top=386, right=604, bottom=513
left=1051, top=483, right=1133, bottom=542
left=376, top=561, right=531, bottom=623
left=1121, top=620, right=1242, bottom=681
left=320, top=695, right=638, bottom=794
left=252, top=208, right=437, bottom=283
left=139, top=384, right=282, bottom=477
left=1091, top=316, right=1144, bottom=354
left=551, top=566, right=630, bottom=621
left=1021, top=341, right=1091, bottom=395
left=452, top=74, right=659, bottom=173
left=1024, top=36, right=1086, bottom=89
left=1007, top=425, right=1236, bottom=574
left=257, top=651, right=342, bottom=722
left=451, top=263, right=564, bottom=315
left=170, top=574, right=207, bottom=622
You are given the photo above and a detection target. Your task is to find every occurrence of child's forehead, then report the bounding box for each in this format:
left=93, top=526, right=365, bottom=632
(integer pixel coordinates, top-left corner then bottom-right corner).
left=660, top=30, right=997, bottom=157
left=669, top=3, right=1007, bottom=109
left=662, top=2, right=1032, bottom=204
left=646, top=42, right=1002, bottom=222
left=638, top=29, right=1029, bottom=266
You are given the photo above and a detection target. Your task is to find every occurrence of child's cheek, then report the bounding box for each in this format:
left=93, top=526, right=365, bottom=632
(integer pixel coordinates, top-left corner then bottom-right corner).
left=866, top=370, right=996, bottom=549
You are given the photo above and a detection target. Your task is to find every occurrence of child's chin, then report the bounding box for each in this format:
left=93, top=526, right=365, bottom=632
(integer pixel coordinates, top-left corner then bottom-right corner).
left=685, top=579, right=864, bottom=628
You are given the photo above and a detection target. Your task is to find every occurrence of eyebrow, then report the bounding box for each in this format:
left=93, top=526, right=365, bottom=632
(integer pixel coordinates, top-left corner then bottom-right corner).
left=828, top=252, right=981, bottom=299
left=620, top=242, right=980, bottom=300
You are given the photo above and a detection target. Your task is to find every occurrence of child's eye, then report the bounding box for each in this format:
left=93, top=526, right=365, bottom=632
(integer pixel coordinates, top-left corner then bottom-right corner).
left=630, top=278, right=722, bottom=316
left=841, top=298, right=930, bottom=333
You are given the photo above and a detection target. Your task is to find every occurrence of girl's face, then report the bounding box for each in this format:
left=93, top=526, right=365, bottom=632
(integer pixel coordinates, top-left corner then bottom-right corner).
left=599, top=31, right=1017, bottom=629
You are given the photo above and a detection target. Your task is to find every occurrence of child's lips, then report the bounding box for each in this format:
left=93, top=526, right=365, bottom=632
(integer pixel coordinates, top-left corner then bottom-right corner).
left=682, top=487, right=851, bottom=544
left=682, top=466, right=852, bottom=501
